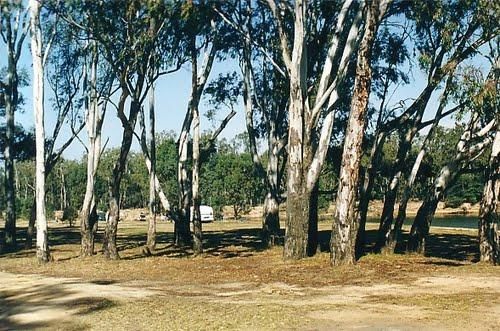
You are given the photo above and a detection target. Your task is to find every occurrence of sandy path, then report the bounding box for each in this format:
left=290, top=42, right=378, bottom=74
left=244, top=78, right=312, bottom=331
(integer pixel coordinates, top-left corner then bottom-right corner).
left=1, top=271, right=499, bottom=330
left=0, top=272, right=157, bottom=329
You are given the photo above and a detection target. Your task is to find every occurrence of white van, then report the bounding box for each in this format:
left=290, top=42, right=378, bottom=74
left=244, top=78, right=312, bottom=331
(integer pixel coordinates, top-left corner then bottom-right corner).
left=190, top=205, right=214, bottom=222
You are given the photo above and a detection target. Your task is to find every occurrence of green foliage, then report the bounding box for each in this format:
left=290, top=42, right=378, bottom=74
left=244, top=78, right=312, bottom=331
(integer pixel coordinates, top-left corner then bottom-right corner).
left=201, top=150, right=265, bottom=218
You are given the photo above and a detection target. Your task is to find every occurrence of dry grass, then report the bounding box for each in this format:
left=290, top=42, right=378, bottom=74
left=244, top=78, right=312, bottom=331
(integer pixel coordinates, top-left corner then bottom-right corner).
left=1, top=217, right=499, bottom=330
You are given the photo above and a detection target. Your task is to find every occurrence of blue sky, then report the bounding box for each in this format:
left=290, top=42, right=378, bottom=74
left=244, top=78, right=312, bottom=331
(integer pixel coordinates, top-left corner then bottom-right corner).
left=4, top=43, right=247, bottom=160
left=3, top=28, right=487, bottom=161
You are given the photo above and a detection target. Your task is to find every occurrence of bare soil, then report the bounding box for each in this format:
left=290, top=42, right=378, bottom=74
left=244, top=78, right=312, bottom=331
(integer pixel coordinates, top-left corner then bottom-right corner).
left=0, top=217, right=498, bottom=330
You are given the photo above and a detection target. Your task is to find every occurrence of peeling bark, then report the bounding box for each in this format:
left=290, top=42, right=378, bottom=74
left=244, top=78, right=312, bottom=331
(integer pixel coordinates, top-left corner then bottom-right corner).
left=331, top=0, right=388, bottom=266
left=146, top=85, right=157, bottom=253
left=192, top=101, right=202, bottom=255
left=479, top=129, right=499, bottom=264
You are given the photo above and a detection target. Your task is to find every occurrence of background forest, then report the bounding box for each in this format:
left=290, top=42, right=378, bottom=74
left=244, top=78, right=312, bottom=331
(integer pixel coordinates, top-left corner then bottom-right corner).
left=0, top=126, right=489, bottom=221
left=0, top=0, right=498, bottom=265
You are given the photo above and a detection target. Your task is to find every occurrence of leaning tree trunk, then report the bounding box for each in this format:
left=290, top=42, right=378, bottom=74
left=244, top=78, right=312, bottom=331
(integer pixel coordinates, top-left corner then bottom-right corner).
left=390, top=76, right=456, bottom=253
left=330, top=0, right=386, bottom=265
left=30, top=0, right=50, bottom=263
left=103, top=96, right=138, bottom=260
left=408, top=117, right=495, bottom=253
left=478, top=129, right=499, bottom=264
left=376, top=135, right=410, bottom=251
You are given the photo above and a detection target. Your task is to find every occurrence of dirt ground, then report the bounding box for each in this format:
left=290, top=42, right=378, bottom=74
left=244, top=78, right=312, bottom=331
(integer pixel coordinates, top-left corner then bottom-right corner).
left=0, top=217, right=499, bottom=330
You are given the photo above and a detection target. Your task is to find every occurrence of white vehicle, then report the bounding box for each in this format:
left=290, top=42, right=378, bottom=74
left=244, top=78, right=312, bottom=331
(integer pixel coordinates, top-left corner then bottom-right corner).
left=190, top=205, right=214, bottom=222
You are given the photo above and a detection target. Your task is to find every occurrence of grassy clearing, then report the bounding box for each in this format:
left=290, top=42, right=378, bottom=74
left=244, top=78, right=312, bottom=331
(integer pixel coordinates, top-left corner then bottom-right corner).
left=0, top=218, right=499, bottom=330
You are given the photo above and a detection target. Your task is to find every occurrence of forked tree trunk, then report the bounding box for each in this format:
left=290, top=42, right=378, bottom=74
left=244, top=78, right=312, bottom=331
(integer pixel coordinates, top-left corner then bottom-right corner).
left=103, top=96, right=138, bottom=260
left=389, top=76, right=456, bottom=253
left=408, top=117, right=496, bottom=253
left=376, top=134, right=410, bottom=251
left=478, top=129, right=499, bottom=264
left=330, top=0, right=387, bottom=265
left=175, top=32, right=216, bottom=248
left=80, top=44, right=102, bottom=257
left=30, top=0, right=50, bottom=263
left=267, top=0, right=362, bottom=259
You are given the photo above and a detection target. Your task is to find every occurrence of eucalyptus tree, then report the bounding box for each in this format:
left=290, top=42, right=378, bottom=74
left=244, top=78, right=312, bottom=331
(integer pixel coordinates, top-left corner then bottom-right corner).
left=478, top=45, right=499, bottom=265
left=69, top=0, right=185, bottom=259
left=174, top=2, right=238, bottom=253
left=479, top=127, right=499, bottom=264
left=263, top=0, right=365, bottom=259
left=407, top=65, right=498, bottom=254
left=29, top=0, right=53, bottom=262
left=0, top=0, right=29, bottom=252
left=79, top=40, right=113, bottom=257
left=216, top=0, right=289, bottom=247
left=24, top=4, right=87, bottom=249
left=330, top=0, right=391, bottom=265
left=376, top=0, right=499, bottom=252
left=174, top=2, right=218, bottom=248
left=356, top=23, right=412, bottom=252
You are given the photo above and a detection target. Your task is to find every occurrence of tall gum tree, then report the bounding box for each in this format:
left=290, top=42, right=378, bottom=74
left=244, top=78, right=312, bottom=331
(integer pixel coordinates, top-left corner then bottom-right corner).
left=266, top=0, right=364, bottom=259
left=215, top=0, right=289, bottom=247
left=479, top=126, right=499, bottom=264
left=71, top=0, right=182, bottom=259
left=330, top=0, right=390, bottom=265
left=376, top=0, right=499, bottom=252
left=80, top=41, right=111, bottom=257
left=0, top=2, right=29, bottom=252
left=29, top=0, right=50, bottom=263
left=408, top=64, right=499, bottom=253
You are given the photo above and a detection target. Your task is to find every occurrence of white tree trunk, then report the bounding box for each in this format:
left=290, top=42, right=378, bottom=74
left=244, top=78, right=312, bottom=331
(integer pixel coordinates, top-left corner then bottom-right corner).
left=147, top=85, right=157, bottom=253
left=331, top=0, right=389, bottom=265
left=30, top=0, right=49, bottom=263
left=479, top=128, right=499, bottom=264
left=408, top=116, right=496, bottom=253
left=80, top=43, right=101, bottom=257
left=191, top=102, right=202, bottom=255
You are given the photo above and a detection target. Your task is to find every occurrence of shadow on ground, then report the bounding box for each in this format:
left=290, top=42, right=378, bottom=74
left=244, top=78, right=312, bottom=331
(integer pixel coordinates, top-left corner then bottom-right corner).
left=0, top=281, right=115, bottom=330
left=1, top=221, right=480, bottom=263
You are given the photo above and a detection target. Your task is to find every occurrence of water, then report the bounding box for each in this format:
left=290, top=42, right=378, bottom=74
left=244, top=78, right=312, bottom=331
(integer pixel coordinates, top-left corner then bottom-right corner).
left=367, top=215, right=478, bottom=229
